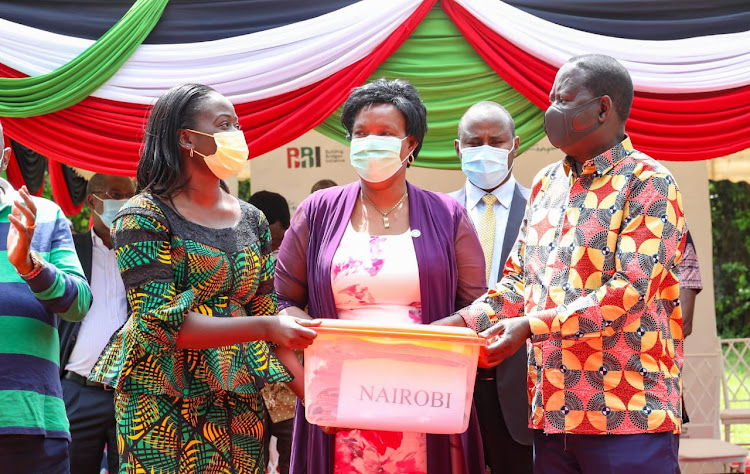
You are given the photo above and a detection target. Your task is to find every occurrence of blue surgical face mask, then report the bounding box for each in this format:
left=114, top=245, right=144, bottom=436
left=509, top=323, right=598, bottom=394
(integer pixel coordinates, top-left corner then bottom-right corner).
left=350, top=135, right=412, bottom=183
left=93, top=195, right=129, bottom=229
left=460, top=144, right=514, bottom=190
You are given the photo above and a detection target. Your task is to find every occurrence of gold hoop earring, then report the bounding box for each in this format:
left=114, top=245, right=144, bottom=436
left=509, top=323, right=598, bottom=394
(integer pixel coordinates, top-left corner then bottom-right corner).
left=189, top=148, right=194, bottom=158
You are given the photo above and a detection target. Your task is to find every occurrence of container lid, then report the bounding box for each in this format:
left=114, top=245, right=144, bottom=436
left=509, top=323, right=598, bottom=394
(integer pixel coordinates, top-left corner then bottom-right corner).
left=312, top=319, right=485, bottom=345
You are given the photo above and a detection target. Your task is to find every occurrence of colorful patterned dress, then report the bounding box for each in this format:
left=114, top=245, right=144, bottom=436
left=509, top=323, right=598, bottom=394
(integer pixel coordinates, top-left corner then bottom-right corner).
left=330, top=222, right=428, bottom=474
left=90, top=194, right=291, bottom=473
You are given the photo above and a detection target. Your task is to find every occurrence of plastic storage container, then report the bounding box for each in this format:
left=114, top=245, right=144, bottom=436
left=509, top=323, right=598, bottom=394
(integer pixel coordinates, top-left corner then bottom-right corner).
left=303, top=319, right=484, bottom=434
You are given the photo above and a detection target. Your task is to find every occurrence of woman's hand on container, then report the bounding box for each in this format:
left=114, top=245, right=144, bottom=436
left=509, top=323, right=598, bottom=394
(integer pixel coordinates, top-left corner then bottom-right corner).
left=269, top=316, right=320, bottom=350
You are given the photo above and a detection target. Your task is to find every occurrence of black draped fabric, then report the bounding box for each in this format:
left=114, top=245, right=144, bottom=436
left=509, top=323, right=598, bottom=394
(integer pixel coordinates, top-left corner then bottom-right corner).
left=61, top=165, right=88, bottom=207
left=0, top=0, right=359, bottom=43
left=505, top=0, right=750, bottom=40
left=10, top=140, right=47, bottom=194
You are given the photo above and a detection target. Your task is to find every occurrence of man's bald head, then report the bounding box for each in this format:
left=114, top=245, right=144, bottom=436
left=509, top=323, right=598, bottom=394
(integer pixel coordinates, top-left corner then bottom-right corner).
left=566, top=54, right=633, bottom=122
left=458, top=101, right=515, bottom=139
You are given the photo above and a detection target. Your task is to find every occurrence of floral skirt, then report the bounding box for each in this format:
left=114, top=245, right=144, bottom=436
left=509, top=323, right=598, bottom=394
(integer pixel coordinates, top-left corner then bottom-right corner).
left=115, top=390, right=266, bottom=473
left=335, top=429, right=427, bottom=473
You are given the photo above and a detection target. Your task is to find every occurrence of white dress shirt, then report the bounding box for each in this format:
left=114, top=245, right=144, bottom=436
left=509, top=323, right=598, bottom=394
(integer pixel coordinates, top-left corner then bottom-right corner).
left=65, top=231, right=128, bottom=377
left=464, top=176, right=516, bottom=288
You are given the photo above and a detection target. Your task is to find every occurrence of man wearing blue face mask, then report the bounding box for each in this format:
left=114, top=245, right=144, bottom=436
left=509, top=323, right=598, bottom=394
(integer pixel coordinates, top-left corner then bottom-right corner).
left=449, top=101, right=532, bottom=474
left=59, top=173, right=135, bottom=474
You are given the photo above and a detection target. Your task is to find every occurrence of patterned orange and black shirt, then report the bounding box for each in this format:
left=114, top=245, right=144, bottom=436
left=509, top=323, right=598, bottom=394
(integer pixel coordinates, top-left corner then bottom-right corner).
left=458, top=137, right=686, bottom=435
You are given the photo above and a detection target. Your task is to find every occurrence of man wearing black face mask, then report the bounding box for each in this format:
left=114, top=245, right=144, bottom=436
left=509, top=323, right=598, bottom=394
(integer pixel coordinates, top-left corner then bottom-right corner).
left=447, top=54, right=687, bottom=473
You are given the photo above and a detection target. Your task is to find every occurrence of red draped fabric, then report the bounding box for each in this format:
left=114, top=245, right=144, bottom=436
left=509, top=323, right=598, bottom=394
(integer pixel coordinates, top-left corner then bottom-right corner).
left=48, top=160, right=84, bottom=216
left=441, top=0, right=750, bottom=161
left=0, top=0, right=436, bottom=177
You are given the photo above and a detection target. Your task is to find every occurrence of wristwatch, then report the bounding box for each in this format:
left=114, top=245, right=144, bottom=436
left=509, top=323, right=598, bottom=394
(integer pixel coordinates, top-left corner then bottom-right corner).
left=19, top=251, right=45, bottom=280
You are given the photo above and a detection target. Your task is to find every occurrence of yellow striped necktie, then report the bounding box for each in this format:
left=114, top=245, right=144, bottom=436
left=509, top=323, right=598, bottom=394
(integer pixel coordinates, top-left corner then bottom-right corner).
left=478, top=194, right=497, bottom=283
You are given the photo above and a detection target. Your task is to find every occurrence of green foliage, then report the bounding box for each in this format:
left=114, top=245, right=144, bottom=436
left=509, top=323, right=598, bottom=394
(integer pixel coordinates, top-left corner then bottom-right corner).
left=238, top=179, right=251, bottom=203
left=710, top=180, right=750, bottom=338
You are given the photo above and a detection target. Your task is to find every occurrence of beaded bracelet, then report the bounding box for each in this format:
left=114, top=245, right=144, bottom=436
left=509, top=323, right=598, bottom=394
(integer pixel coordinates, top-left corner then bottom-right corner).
left=19, top=251, right=45, bottom=281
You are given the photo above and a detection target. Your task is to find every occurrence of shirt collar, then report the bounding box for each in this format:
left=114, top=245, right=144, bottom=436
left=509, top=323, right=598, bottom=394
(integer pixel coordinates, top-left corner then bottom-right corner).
left=465, top=175, right=516, bottom=211
left=91, top=228, right=112, bottom=252
left=563, top=135, right=634, bottom=178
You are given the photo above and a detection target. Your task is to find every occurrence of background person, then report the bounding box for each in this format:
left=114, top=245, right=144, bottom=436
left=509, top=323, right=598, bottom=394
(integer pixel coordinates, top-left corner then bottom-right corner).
left=248, top=190, right=296, bottom=474
left=59, top=173, right=136, bottom=474
left=680, top=231, right=703, bottom=338
left=449, top=102, right=533, bottom=474
left=310, top=179, right=338, bottom=194
left=249, top=190, right=290, bottom=255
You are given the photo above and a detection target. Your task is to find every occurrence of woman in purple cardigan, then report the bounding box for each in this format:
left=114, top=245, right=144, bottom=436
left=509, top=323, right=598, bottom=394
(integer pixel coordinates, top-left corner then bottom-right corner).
left=276, top=79, right=486, bottom=474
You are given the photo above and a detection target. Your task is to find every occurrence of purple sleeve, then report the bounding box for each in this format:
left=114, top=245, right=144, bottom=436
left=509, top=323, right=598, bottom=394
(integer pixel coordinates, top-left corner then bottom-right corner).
left=454, top=203, right=487, bottom=308
left=275, top=204, right=310, bottom=310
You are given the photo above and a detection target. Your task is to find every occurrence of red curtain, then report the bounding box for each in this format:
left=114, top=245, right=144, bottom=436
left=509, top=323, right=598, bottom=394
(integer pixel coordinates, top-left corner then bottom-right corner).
left=0, top=0, right=436, bottom=177
left=48, top=160, right=84, bottom=216
left=441, top=0, right=750, bottom=162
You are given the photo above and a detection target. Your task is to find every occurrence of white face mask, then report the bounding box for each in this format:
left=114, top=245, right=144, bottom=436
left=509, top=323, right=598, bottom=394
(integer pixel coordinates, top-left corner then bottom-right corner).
left=92, top=195, right=129, bottom=229
left=349, top=135, right=412, bottom=183
left=460, top=144, right=514, bottom=190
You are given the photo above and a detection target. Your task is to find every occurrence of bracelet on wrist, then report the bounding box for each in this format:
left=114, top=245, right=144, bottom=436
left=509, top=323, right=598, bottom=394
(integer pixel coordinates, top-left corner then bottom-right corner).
left=18, top=251, right=45, bottom=281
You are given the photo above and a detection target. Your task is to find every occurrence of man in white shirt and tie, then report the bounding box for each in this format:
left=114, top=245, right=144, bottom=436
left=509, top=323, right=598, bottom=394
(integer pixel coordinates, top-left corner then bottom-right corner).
left=59, top=173, right=135, bottom=474
left=449, top=102, right=532, bottom=474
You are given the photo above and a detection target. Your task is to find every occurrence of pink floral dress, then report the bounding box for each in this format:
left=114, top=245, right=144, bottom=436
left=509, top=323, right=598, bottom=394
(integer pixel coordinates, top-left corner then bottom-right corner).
left=330, top=222, right=427, bottom=474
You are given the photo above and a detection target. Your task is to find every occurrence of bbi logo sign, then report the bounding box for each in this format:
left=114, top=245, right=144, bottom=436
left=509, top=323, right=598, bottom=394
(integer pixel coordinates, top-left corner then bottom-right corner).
left=287, top=147, right=321, bottom=168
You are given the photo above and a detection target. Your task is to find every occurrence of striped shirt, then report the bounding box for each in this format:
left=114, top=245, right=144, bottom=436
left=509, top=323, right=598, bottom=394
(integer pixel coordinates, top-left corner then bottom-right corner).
left=0, top=178, right=91, bottom=440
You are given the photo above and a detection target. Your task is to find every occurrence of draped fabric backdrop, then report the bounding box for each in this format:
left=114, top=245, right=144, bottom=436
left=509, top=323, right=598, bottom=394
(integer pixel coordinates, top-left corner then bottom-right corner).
left=315, top=7, right=546, bottom=169
left=0, top=0, right=748, bottom=213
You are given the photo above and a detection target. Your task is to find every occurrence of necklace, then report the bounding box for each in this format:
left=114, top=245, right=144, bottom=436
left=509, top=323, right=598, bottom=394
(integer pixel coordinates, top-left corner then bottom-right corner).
left=360, top=189, right=408, bottom=229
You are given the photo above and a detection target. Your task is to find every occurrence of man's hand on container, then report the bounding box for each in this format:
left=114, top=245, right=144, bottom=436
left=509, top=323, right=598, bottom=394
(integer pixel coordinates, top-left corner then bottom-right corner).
left=478, top=316, right=531, bottom=368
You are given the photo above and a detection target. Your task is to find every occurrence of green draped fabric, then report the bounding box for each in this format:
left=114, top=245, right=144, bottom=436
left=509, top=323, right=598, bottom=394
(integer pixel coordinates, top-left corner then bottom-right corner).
left=315, top=6, right=546, bottom=169
left=0, top=0, right=167, bottom=118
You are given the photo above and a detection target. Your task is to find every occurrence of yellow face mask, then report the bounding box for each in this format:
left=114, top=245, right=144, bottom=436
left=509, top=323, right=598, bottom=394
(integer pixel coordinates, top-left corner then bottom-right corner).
left=187, top=129, right=249, bottom=180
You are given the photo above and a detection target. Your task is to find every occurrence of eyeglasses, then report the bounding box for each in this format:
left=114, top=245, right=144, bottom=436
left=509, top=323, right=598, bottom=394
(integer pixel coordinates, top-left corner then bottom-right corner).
left=92, top=191, right=135, bottom=201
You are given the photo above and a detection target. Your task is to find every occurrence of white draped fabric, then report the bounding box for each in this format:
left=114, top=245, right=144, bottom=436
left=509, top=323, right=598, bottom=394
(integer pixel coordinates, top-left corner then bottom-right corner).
left=456, top=0, right=750, bottom=93
left=0, top=0, right=422, bottom=104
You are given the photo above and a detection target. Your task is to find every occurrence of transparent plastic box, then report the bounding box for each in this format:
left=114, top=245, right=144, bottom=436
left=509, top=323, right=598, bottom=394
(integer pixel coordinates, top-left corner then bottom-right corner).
left=303, top=319, right=484, bottom=434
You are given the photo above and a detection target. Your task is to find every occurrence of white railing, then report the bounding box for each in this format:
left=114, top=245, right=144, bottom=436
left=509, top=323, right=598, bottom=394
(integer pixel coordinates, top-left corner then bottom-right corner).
left=720, top=338, right=750, bottom=446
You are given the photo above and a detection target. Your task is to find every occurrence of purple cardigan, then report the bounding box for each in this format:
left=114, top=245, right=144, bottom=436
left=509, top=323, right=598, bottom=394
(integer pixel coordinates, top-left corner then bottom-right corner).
left=276, top=181, right=486, bottom=474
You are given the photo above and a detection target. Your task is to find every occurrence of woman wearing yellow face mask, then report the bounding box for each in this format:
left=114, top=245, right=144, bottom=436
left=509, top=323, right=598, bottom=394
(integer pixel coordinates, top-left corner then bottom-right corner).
left=89, top=84, right=318, bottom=473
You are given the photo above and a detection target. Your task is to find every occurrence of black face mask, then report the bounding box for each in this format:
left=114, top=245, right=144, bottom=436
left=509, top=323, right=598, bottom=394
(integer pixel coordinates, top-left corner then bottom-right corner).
left=544, top=96, right=604, bottom=148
